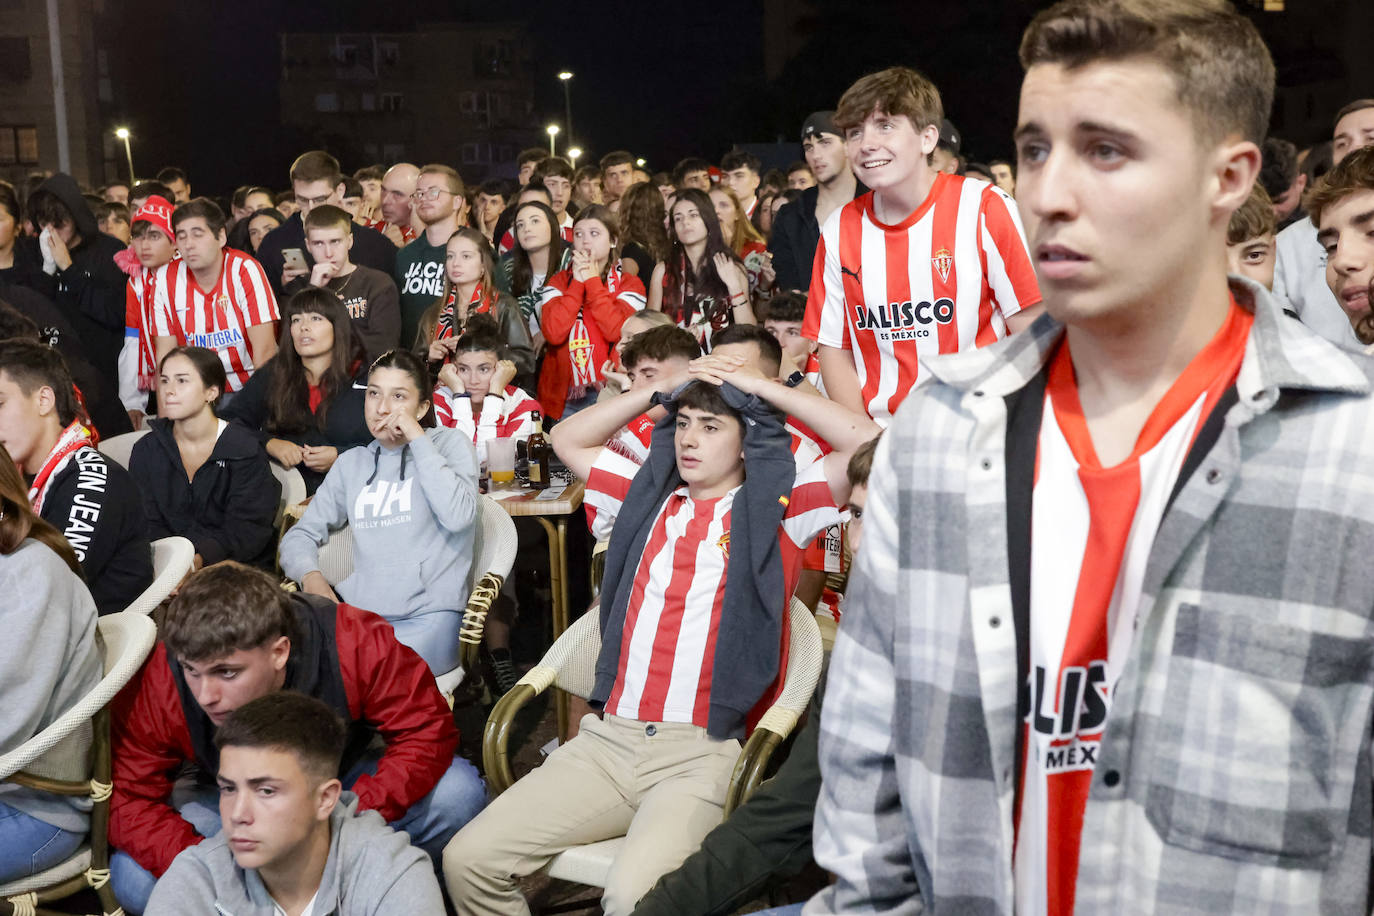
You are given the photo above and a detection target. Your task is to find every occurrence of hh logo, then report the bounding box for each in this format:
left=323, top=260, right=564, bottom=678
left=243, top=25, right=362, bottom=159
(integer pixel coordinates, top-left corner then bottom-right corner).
left=354, top=478, right=414, bottom=519
left=932, top=248, right=953, bottom=284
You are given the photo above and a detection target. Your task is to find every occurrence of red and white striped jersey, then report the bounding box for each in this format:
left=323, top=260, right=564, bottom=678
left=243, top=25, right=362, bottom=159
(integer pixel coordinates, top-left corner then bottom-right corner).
left=497, top=213, right=574, bottom=256
left=151, top=249, right=279, bottom=391
left=601, top=458, right=840, bottom=726
left=432, top=384, right=541, bottom=445
left=803, top=174, right=1040, bottom=424
left=804, top=523, right=847, bottom=624
left=584, top=414, right=827, bottom=544
left=1014, top=301, right=1251, bottom=916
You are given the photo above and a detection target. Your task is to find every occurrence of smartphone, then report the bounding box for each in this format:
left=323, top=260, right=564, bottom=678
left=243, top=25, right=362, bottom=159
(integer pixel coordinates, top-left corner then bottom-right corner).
left=282, top=248, right=308, bottom=271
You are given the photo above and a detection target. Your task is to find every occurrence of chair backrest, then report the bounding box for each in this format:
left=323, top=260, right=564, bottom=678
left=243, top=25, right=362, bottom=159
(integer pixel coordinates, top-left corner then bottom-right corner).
left=124, top=536, right=195, bottom=616
left=270, top=464, right=307, bottom=530
left=317, top=524, right=355, bottom=587
left=468, top=495, right=518, bottom=593
left=0, top=612, right=158, bottom=782
left=98, top=428, right=150, bottom=470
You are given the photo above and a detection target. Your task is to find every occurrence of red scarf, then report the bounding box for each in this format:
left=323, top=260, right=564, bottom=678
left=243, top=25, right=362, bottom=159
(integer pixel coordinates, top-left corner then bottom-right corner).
left=435, top=286, right=491, bottom=341
left=136, top=264, right=162, bottom=391
left=28, top=420, right=95, bottom=514
left=567, top=264, right=629, bottom=393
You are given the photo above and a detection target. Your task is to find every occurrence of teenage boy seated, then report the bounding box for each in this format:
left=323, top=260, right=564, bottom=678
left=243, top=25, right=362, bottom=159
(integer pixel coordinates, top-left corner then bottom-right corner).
left=1308, top=144, right=1374, bottom=347
left=145, top=692, right=446, bottom=916
left=0, top=339, right=152, bottom=614
left=1226, top=182, right=1278, bottom=291
left=445, top=358, right=876, bottom=916
left=634, top=437, right=879, bottom=916
left=286, top=204, right=401, bottom=361
left=555, top=323, right=699, bottom=541
left=108, top=561, right=486, bottom=915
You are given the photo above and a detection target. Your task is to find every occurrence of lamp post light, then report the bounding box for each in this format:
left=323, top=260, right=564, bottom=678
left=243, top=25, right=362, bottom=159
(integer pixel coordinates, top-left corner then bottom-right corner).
left=557, top=71, right=574, bottom=149
left=114, top=127, right=135, bottom=185
left=567, top=147, right=583, bottom=164
left=546, top=124, right=560, bottom=156
left=635, top=158, right=646, bottom=168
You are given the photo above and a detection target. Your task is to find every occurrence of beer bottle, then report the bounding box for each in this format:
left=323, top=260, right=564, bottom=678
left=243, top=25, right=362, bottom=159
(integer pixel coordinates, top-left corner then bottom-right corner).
left=527, top=411, right=551, bottom=490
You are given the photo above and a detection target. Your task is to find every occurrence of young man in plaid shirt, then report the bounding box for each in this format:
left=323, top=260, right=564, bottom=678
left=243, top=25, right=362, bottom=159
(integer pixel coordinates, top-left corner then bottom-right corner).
left=811, top=1, right=1374, bottom=914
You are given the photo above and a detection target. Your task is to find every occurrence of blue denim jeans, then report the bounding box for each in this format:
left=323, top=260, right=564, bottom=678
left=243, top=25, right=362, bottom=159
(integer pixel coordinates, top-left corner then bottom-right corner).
left=110, top=754, right=487, bottom=914
left=0, top=802, right=85, bottom=883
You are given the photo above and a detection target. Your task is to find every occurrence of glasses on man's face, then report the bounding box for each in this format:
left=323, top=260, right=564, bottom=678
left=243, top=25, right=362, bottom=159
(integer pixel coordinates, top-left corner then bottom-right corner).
left=412, top=187, right=453, bottom=201
left=297, top=194, right=330, bottom=208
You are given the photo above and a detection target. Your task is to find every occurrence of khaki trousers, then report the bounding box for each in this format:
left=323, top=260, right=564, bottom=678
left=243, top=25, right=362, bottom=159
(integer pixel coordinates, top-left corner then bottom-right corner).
left=444, top=713, right=741, bottom=915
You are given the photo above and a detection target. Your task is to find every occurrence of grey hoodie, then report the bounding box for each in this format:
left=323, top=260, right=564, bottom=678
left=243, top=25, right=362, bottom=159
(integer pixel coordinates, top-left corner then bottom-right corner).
left=145, top=794, right=446, bottom=915
left=278, top=427, right=477, bottom=620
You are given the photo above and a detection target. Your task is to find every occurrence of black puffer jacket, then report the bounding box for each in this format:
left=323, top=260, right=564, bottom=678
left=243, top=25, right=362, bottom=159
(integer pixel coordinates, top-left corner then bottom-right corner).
left=128, top=418, right=281, bottom=569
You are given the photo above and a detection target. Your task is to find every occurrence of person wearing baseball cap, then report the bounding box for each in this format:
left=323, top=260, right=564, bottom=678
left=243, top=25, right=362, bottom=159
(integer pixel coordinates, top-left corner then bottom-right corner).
left=931, top=117, right=962, bottom=174
left=768, top=111, right=867, bottom=292
left=119, top=195, right=179, bottom=426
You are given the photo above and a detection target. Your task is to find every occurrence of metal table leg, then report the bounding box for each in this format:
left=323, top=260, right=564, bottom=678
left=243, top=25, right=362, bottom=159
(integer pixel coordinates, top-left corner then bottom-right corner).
left=535, top=516, right=572, bottom=740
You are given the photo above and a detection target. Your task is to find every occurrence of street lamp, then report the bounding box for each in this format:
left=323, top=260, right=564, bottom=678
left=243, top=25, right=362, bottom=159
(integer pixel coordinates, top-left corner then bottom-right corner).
left=114, top=127, right=135, bottom=185
left=546, top=123, right=560, bottom=156
left=567, top=147, right=583, bottom=164
left=635, top=158, right=646, bottom=168
left=557, top=71, right=574, bottom=149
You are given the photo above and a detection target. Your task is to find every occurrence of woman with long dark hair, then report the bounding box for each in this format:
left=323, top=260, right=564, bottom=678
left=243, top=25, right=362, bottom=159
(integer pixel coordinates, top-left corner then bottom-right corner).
left=220, top=287, right=372, bottom=494
left=417, top=228, right=534, bottom=381
left=129, top=346, right=280, bottom=570
left=0, top=443, right=101, bottom=884
left=647, top=188, right=753, bottom=347
left=499, top=200, right=571, bottom=344
left=711, top=184, right=774, bottom=299
left=279, top=348, right=479, bottom=674
left=537, top=205, right=647, bottom=419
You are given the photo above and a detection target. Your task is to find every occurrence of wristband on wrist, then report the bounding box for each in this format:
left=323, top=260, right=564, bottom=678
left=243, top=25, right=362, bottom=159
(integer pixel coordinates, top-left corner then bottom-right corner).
left=784, top=370, right=806, bottom=388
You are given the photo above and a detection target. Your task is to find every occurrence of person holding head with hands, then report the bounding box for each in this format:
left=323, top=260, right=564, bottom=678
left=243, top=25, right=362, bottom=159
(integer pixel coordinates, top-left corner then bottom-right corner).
left=279, top=348, right=478, bottom=675
left=432, top=315, right=541, bottom=444
left=145, top=691, right=446, bottom=915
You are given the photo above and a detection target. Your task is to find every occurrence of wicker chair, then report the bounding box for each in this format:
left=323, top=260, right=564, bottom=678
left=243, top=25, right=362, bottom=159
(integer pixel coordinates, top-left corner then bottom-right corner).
left=123, top=536, right=195, bottom=616
left=481, top=597, right=824, bottom=890
left=296, top=495, right=518, bottom=703
left=268, top=463, right=307, bottom=532
left=95, top=429, right=148, bottom=471
left=0, top=612, right=158, bottom=916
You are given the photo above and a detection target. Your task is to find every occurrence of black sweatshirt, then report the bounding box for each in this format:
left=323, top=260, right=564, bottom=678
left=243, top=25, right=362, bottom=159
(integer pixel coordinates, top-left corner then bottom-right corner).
left=219, top=357, right=372, bottom=495
left=38, top=446, right=152, bottom=615
left=128, top=419, right=281, bottom=569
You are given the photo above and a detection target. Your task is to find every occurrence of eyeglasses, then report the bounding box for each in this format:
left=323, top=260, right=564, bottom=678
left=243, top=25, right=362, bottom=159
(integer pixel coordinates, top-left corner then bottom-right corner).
left=412, top=187, right=454, bottom=201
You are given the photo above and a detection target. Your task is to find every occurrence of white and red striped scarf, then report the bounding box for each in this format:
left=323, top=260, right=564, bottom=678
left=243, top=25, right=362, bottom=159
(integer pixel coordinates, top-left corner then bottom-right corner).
left=27, top=420, right=95, bottom=514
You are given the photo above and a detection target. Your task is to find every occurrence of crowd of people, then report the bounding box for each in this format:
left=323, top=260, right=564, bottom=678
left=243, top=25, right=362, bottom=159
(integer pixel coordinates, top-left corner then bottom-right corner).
left=5, top=0, right=1374, bottom=912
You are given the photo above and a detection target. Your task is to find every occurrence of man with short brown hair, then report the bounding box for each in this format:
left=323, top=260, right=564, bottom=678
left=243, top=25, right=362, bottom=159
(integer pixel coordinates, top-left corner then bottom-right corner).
left=1272, top=98, right=1374, bottom=349
left=108, top=562, right=485, bottom=914
left=812, top=1, right=1374, bottom=913
left=255, top=150, right=398, bottom=298
left=802, top=66, right=1042, bottom=425
left=1307, top=144, right=1374, bottom=346
left=395, top=163, right=467, bottom=348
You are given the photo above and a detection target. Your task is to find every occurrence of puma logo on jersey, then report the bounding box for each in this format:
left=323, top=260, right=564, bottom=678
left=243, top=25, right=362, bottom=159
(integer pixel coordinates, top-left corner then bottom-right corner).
left=840, top=265, right=862, bottom=283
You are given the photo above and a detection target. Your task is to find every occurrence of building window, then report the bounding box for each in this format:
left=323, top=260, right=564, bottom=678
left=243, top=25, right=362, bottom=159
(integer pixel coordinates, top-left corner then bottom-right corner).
left=333, top=41, right=357, bottom=67
left=380, top=92, right=404, bottom=113
left=0, top=126, right=39, bottom=164
left=474, top=39, right=514, bottom=77
left=378, top=40, right=400, bottom=67
left=361, top=93, right=376, bottom=111
left=315, top=92, right=340, bottom=112
left=0, top=37, right=31, bottom=82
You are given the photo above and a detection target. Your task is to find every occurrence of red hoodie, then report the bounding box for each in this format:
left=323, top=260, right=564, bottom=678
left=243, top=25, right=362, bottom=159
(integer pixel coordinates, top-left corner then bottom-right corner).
left=536, top=263, right=646, bottom=418
left=109, top=600, right=459, bottom=877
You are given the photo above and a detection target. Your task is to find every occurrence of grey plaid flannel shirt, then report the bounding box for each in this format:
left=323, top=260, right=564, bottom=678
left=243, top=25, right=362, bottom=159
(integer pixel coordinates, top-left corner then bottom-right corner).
left=808, top=280, right=1374, bottom=915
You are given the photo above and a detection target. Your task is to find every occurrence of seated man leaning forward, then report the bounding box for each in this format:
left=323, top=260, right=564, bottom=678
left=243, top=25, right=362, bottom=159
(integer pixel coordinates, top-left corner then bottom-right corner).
left=444, top=358, right=872, bottom=916
left=146, top=691, right=446, bottom=916
left=108, top=561, right=486, bottom=915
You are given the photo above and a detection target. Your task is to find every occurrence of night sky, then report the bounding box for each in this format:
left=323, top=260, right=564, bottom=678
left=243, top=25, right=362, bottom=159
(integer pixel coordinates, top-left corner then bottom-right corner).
left=107, top=0, right=1281, bottom=196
